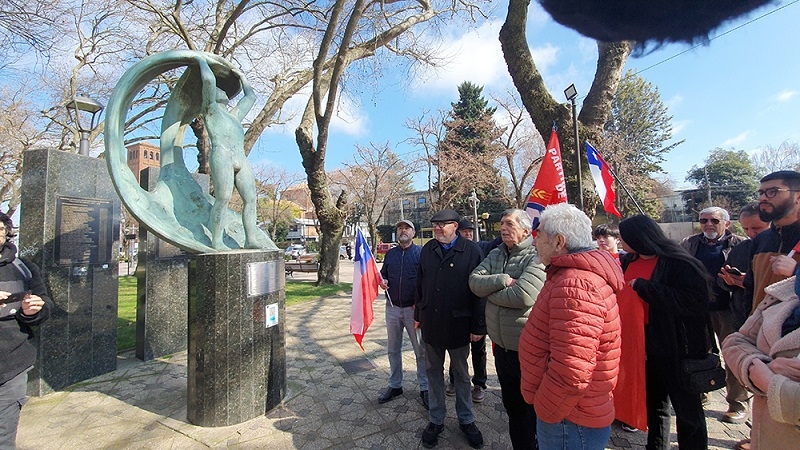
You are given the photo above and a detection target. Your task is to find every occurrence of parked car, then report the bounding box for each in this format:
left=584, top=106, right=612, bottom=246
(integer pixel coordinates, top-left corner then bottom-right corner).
left=285, top=244, right=306, bottom=260
left=376, top=243, right=397, bottom=254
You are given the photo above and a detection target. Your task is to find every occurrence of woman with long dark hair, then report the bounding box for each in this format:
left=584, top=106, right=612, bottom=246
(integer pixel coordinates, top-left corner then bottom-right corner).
left=618, top=215, right=713, bottom=450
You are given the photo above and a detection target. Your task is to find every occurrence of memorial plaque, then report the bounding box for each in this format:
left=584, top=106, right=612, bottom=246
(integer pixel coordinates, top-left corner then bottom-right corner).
left=247, top=260, right=284, bottom=296
left=54, top=196, right=114, bottom=265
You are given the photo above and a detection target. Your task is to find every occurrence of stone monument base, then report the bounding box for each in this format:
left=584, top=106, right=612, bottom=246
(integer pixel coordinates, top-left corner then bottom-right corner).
left=187, top=249, right=285, bottom=427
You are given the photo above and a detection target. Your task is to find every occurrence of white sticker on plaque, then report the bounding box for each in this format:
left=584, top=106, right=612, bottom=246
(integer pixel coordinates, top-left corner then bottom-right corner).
left=265, top=303, right=279, bottom=328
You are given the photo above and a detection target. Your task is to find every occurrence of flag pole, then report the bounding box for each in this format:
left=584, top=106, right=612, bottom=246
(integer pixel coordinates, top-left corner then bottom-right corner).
left=603, top=161, right=646, bottom=216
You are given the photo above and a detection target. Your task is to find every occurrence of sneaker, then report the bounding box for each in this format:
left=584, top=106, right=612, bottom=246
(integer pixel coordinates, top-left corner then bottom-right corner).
left=701, top=392, right=710, bottom=406
left=378, top=387, right=403, bottom=404
left=621, top=423, right=637, bottom=432
left=421, top=422, right=444, bottom=448
left=472, top=386, right=485, bottom=403
left=722, top=410, right=748, bottom=424
left=445, top=382, right=456, bottom=396
left=420, top=390, right=429, bottom=410
left=459, top=422, right=484, bottom=449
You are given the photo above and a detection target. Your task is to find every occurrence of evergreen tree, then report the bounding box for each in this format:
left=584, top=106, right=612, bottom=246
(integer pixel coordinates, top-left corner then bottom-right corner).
left=432, top=82, right=507, bottom=215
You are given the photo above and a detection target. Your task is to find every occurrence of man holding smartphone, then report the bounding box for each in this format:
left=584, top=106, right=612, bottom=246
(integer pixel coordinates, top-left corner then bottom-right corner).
left=680, top=206, right=747, bottom=423
left=0, top=212, right=52, bottom=449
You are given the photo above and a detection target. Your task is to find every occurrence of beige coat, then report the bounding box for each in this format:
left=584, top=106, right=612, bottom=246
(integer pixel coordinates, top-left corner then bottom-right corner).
left=722, top=276, right=800, bottom=450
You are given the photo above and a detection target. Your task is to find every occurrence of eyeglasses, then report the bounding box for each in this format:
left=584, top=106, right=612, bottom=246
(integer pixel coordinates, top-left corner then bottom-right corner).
left=757, top=187, right=797, bottom=198
left=698, top=218, right=720, bottom=225
left=432, top=221, right=457, bottom=228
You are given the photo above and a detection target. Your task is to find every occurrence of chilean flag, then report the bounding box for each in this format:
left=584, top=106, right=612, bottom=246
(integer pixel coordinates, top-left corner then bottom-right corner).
left=526, top=125, right=568, bottom=230
left=586, top=142, right=622, bottom=218
left=350, top=227, right=381, bottom=350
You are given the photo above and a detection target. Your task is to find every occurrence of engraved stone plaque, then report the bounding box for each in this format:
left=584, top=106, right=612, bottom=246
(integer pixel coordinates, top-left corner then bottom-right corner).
left=54, top=196, right=114, bottom=265
left=247, top=260, right=284, bottom=296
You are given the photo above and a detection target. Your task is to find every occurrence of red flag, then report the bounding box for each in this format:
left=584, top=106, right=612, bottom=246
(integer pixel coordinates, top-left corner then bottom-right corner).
left=586, top=142, right=622, bottom=218
left=350, top=228, right=381, bottom=350
left=526, top=126, right=568, bottom=230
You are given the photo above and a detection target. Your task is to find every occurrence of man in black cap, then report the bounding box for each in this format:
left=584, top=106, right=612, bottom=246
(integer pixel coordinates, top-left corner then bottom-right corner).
left=444, top=219, right=501, bottom=403
left=377, top=219, right=428, bottom=409
left=416, top=209, right=485, bottom=449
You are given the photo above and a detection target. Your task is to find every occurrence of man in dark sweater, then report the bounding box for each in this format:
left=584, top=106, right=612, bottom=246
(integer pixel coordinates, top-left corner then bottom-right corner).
left=680, top=206, right=746, bottom=423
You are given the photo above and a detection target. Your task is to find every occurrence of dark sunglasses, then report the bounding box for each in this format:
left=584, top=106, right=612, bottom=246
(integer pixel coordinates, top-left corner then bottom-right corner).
left=698, top=218, right=720, bottom=225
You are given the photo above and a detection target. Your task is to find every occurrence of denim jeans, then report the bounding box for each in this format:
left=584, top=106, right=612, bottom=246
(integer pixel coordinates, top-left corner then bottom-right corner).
left=536, top=418, right=610, bottom=450
left=425, top=342, right=473, bottom=425
left=494, top=345, right=537, bottom=449
left=448, top=335, right=488, bottom=389
left=385, top=300, right=427, bottom=391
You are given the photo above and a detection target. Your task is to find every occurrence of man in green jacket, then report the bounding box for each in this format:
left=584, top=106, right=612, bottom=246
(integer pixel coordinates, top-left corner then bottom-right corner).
left=469, top=209, right=545, bottom=449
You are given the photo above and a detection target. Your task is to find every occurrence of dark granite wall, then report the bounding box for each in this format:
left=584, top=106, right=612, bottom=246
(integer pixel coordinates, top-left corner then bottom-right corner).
left=187, top=249, right=286, bottom=427
left=20, top=149, right=120, bottom=395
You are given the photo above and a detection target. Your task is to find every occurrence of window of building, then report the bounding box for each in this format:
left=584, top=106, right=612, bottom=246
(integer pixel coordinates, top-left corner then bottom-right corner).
left=150, top=151, right=154, bottom=159
left=143, top=149, right=147, bottom=158
left=155, top=153, right=159, bottom=161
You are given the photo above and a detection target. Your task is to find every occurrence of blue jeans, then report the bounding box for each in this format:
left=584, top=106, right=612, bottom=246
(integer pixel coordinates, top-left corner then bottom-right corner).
left=385, top=301, right=427, bottom=391
left=536, top=418, right=610, bottom=450
left=425, top=342, right=473, bottom=425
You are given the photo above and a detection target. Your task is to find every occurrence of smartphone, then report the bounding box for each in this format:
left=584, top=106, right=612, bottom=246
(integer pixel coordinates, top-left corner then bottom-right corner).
left=0, top=291, right=29, bottom=318
left=725, top=267, right=743, bottom=276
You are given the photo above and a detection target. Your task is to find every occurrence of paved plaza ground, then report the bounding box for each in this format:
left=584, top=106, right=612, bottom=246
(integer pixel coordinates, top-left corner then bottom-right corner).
left=17, top=261, right=749, bottom=449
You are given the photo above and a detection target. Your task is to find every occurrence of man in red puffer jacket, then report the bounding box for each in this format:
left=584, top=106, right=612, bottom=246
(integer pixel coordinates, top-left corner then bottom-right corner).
left=519, top=203, right=622, bottom=450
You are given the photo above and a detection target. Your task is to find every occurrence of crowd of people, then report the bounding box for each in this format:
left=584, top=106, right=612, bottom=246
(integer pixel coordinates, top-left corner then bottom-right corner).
left=374, top=169, right=800, bottom=450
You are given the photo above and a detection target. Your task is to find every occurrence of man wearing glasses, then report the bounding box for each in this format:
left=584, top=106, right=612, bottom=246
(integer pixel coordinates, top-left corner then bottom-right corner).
left=415, top=209, right=485, bottom=449
left=680, top=207, right=746, bottom=422
left=746, top=171, right=800, bottom=312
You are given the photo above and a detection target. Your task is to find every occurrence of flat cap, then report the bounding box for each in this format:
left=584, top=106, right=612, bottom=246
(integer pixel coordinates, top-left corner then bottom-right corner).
left=457, top=219, right=475, bottom=231
left=396, top=219, right=415, bottom=230
left=430, top=209, right=460, bottom=223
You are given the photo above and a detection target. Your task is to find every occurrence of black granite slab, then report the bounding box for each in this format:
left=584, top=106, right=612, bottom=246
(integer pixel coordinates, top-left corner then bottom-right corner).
left=20, top=149, right=120, bottom=395
left=187, top=249, right=285, bottom=427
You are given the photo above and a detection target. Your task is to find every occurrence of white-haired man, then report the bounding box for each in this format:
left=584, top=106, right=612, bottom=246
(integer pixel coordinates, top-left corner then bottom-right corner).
left=680, top=206, right=747, bottom=422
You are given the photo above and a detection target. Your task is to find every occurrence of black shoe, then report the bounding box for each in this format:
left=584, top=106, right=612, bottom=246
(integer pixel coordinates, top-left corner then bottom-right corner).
left=378, top=387, right=403, bottom=403
left=420, top=390, right=429, bottom=410
left=422, top=422, right=444, bottom=448
left=459, top=422, right=484, bottom=449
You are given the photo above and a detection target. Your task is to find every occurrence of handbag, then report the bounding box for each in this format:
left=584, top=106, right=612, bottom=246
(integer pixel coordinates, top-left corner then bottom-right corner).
left=681, top=353, right=726, bottom=393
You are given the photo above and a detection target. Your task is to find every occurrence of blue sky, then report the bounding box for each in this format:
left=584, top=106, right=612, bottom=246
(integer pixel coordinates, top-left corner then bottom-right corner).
left=247, top=1, right=800, bottom=191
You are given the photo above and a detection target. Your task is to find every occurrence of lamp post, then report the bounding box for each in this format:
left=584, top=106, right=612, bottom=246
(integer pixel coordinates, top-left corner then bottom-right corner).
left=564, top=84, right=583, bottom=210
left=66, top=94, right=104, bottom=156
left=467, top=189, right=480, bottom=242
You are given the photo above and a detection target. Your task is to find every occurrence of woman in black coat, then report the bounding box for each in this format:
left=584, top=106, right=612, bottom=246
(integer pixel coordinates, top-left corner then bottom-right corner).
left=619, top=215, right=713, bottom=450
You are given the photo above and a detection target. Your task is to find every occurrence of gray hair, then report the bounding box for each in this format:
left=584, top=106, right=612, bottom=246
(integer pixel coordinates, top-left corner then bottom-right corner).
left=699, top=206, right=729, bottom=222
left=539, top=203, right=593, bottom=252
left=501, top=208, right=533, bottom=230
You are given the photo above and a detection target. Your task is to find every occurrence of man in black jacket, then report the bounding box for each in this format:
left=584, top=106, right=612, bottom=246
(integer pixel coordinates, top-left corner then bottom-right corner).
left=377, top=220, right=427, bottom=408
left=415, top=210, right=485, bottom=449
left=680, top=206, right=746, bottom=422
left=0, top=212, right=52, bottom=448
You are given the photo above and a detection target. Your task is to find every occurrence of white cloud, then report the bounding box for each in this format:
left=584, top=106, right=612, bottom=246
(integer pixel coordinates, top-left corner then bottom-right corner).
left=411, top=20, right=513, bottom=94
left=261, top=89, right=367, bottom=138
left=671, top=119, right=690, bottom=136
left=666, top=95, right=684, bottom=111
left=776, top=89, right=798, bottom=103
left=531, top=44, right=560, bottom=75
left=722, top=131, right=751, bottom=147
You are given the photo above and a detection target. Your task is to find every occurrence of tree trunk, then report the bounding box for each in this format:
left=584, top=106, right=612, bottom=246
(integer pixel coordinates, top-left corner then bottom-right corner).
left=499, top=0, right=632, bottom=214
left=190, top=116, right=211, bottom=174
left=296, top=121, right=345, bottom=285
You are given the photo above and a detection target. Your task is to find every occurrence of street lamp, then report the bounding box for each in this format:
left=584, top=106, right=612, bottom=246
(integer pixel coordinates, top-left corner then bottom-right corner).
left=564, top=84, right=583, bottom=210
left=66, top=94, right=104, bottom=156
left=467, top=189, right=480, bottom=242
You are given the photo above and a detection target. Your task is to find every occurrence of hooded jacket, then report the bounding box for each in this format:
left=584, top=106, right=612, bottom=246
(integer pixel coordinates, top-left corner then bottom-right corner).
left=518, top=249, right=623, bottom=428
left=469, top=235, right=545, bottom=351
left=722, top=276, right=800, bottom=450
left=0, top=242, right=52, bottom=385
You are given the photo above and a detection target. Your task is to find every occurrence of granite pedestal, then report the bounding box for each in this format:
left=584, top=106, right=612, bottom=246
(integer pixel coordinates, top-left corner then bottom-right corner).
left=19, top=148, right=120, bottom=395
left=187, top=250, right=286, bottom=427
left=134, top=167, right=209, bottom=361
